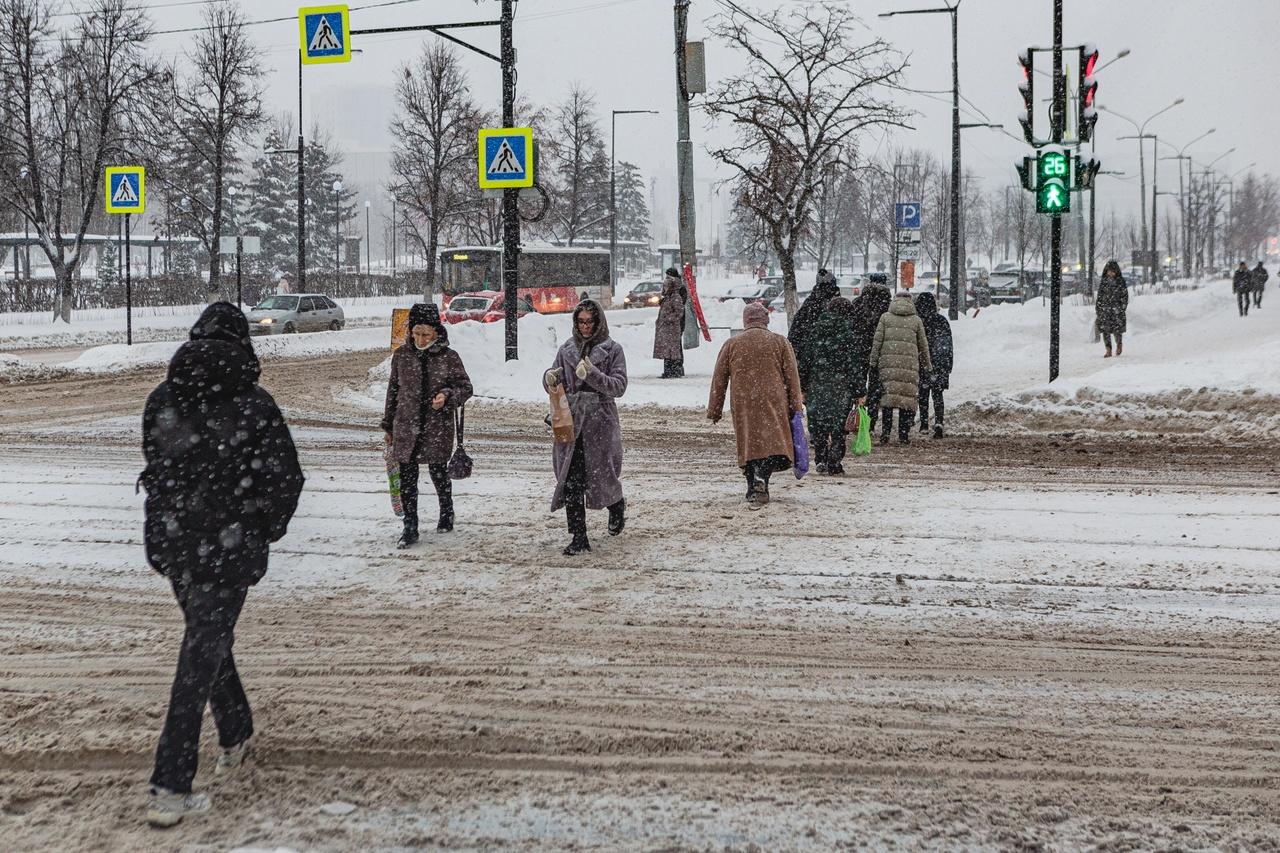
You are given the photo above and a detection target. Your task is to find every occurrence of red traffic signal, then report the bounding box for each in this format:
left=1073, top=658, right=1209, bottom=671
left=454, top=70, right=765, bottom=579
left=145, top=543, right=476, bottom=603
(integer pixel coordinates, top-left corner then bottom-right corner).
left=1018, top=48, right=1035, bottom=145
left=1078, top=44, right=1099, bottom=143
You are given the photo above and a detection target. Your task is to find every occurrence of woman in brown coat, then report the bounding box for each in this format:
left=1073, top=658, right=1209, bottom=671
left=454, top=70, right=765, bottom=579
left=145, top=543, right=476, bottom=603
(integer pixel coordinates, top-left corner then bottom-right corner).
left=707, top=302, right=804, bottom=509
left=653, top=267, right=687, bottom=378
left=382, top=303, right=473, bottom=547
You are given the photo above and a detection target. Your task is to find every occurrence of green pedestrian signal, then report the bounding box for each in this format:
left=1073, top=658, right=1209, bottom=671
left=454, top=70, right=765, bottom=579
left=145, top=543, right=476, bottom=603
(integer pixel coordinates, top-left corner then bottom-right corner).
left=1036, top=149, right=1071, bottom=214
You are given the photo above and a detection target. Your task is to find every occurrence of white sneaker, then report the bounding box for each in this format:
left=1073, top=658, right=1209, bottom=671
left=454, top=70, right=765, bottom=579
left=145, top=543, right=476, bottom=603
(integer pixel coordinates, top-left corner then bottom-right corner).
left=146, top=787, right=211, bottom=827
left=215, top=739, right=251, bottom=775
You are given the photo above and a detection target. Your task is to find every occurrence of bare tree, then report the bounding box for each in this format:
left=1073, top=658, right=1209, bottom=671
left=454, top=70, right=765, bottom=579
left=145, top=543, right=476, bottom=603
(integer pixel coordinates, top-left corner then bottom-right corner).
left=389, top=42, right=481, bottom=298
left=0, top=0, right=162, bottom=321
left=544, top=84, right=609, bottom=246
left=154, top=1, right=264, bottom=296
left=703, top=4, right=908, bottom=319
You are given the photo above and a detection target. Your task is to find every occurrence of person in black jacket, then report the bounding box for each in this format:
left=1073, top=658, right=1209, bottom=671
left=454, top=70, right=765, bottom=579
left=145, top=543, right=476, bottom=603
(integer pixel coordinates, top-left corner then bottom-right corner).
left=1251, top=261, right=1268, bottom=308
left=786, top=268, right=841, bottom=392
left=139, top=302, right=304, bottom=827
left=1233, top=261, right=1252, bottom=317
left=1095, top=260, right=1130, bottom=357
left=914, top=291, right=953, bottom=438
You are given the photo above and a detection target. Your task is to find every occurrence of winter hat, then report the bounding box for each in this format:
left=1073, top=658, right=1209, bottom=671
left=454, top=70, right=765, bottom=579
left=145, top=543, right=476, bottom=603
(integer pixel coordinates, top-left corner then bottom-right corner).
left=664, top=266, right=682, bottom=281
left=742, top=301, right=770, bottom=328
left=827, top=295, right=854, bottom=318
left=407, top=303, right=448, bottom=347
left=817, top=268, right=837, bottom=287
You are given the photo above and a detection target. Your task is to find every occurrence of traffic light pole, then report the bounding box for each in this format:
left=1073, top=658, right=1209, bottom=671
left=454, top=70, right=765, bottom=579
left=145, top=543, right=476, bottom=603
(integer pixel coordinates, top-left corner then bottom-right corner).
left=501, top=0, right=519, bottom=361
left=1049, top=0, right=1063, bottom=382
left=674, top=1, right=698, bottom=284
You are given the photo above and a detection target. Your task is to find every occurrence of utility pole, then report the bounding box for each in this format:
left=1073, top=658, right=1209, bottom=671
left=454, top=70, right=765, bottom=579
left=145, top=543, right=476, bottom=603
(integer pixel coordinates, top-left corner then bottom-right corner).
left=948, top=5, right=961, bottom=320
left=674, top=0, right=697, bottom=279
left=501, top=0, right=519, bottom=361
left=1150, top=134, right=1159, bottom=276
left=1049, top=0, right=1063, bottom=382
left=297, top=51, right=306, bottom=293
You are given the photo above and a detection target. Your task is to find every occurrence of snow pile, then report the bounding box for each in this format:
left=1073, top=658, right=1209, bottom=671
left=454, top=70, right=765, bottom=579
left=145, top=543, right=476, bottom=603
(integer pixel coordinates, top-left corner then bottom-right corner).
left=0, top=352, right=65, bottom=383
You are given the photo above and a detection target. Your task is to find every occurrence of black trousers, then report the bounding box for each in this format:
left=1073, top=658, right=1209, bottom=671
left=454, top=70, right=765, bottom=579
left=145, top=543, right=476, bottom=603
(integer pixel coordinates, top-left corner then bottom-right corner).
left=918, top=386, right=945, bottom=430
left=1254, top=288, right=1264, bottom=307
left=1101, top=331, right=1123, bottom=351
left=400, top=457, right=451, bottom=525
left=743, top=455, right=790, bottom=497
left=1238, top=291, right=1251, bottom=316
left=151, top=578, right=251, bottom=794
left=879, top=407, right=915, bottom=441
left=661, top=357, right=685, bottom=378
left=810, top=427, right=847, bottom=469
left=564, top=436, right=588, bottom=540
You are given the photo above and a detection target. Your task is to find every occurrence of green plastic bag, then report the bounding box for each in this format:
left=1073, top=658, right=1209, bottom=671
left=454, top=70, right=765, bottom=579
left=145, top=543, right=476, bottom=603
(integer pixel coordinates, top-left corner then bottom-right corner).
left=850, top=405, right=872, bottom=456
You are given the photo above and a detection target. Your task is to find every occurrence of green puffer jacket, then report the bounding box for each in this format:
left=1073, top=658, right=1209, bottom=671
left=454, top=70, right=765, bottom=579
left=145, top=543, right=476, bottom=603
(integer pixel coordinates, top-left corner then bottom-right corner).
left=869, top=293, right=932, bottom=411
left=799, top=311, right=865, bottom=432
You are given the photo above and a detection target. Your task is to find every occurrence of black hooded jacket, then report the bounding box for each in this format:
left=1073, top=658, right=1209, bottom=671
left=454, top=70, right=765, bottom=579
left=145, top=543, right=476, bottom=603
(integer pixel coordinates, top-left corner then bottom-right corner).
left=140, top=303, right=304, bottom=587
left=914, top=291, right=954, bottom=389
left=787, top=271, right=841, bottom=391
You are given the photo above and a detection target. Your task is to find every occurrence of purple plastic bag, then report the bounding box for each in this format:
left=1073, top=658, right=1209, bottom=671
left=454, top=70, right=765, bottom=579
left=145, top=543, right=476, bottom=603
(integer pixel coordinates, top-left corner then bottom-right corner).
left=791, top=410, right=809, bottom=479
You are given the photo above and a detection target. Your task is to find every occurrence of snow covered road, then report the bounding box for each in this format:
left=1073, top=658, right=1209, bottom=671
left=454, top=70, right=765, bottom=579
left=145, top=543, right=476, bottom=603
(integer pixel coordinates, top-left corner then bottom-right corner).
left=1, top=348, right=1277, bottom=849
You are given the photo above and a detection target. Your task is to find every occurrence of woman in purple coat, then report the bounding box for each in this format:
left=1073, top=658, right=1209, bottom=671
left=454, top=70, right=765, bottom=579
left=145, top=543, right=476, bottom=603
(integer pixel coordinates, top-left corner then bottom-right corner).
left=543, top=300, right=628, bottom=555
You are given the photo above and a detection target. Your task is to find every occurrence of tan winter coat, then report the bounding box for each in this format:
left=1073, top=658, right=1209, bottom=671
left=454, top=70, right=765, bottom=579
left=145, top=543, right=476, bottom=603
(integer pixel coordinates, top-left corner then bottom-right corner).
left=707, top=321, right=804, bottom=467
left=869, top=293, right=932, bottom=412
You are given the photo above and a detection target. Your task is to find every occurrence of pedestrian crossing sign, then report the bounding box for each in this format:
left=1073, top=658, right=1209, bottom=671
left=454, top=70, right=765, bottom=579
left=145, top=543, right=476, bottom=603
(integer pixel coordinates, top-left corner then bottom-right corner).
left=104, top=166, right=145, bottom=215
left=299, top=5, right=350, bottom=65
left=478, top=127, right=534, bottom=190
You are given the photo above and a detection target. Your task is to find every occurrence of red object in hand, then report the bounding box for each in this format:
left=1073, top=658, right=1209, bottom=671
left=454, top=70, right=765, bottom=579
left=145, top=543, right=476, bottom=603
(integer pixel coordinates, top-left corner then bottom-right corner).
left=844, top=407, right=861, bottom=434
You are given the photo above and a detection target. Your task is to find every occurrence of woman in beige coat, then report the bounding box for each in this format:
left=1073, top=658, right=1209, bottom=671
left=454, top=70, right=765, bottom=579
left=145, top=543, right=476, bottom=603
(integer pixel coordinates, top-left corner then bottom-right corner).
left=706, top=302, right=804, bottom=508
left=869, top=291, right=932, bottom=445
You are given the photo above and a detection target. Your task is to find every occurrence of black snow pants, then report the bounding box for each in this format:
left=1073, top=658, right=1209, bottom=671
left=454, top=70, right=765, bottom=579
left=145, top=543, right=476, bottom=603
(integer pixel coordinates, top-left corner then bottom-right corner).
left=879, top=407, right=915, bottom=442
left=1238, top=290, right=1251, bottom=316
left=809, top=428, right=847, bottom=471
left=1254, top=287, right=1264, bottom=308
left=918, top=385, right=945, bottom=431
left=151, top=578, right=251, bottom=794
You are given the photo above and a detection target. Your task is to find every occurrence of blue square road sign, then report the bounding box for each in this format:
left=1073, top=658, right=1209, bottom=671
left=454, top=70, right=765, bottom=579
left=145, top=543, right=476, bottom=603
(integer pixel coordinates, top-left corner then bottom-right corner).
left=894, top=202, right=922, bottom=230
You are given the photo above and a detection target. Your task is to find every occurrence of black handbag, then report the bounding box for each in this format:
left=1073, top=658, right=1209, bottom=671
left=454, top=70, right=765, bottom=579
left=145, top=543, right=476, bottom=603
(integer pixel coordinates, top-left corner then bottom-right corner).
left=448, top=406, right=473, bottom=480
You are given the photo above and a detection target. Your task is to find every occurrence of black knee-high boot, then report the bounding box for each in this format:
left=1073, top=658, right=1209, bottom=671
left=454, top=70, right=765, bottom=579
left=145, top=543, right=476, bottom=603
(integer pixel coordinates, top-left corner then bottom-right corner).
left=428, top=463, right=453, bottom=532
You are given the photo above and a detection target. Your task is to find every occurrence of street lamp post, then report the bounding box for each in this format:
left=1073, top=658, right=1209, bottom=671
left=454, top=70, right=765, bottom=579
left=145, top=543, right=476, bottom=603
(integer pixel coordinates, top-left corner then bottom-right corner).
left=610, top=109, right=658, bottom=297
left=365, top=200, right=372, bottom=280
left=391, top=197, right=397, bottom=282
left=1199, top=148, right=1236, bottom=270
left=1098, top=98, right=1183, bottom=276
left=880, top=2, right=962, bottom=320
left=332, top=179, right=343, bottom=297
left=1157, top=128, right=1214, bottom=278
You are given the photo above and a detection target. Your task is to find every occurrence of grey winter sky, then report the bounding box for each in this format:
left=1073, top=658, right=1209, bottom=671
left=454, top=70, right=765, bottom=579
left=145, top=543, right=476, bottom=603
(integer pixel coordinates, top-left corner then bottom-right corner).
left=134, top=0, right=1280, bottom=251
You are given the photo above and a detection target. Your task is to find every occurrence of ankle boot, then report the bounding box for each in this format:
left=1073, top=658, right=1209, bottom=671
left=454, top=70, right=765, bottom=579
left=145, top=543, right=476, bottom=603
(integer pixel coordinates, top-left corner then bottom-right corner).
left=397, top=516, right=419, bottom=549
left=437, top=490, right=454, bottom=533
left=563, top=502, right=590, bottom=555
left=607, top=498, right=626, bottom=536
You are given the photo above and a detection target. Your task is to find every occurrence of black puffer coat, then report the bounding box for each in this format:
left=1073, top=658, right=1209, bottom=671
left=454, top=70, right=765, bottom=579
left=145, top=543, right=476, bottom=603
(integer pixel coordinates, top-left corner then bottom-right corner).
left=787, top=270, right=840, bottom=391
left=1095, top=267, right=1129, bottom=334
left=140, top=303, right=304, bottom=588
left=915, top=292, right=954, bottom=390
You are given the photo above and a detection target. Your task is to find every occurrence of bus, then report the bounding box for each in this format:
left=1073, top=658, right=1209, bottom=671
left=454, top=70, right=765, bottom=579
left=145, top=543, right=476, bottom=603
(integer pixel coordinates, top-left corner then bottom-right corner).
left=439, top=246, right=611, bottom=314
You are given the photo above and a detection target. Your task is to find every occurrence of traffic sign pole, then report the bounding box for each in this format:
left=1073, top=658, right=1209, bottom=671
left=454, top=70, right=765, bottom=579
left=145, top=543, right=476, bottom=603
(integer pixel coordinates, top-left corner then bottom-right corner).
left=125, top=213, right=132, bottom=346
left=501, top=0, right=519, bottom=362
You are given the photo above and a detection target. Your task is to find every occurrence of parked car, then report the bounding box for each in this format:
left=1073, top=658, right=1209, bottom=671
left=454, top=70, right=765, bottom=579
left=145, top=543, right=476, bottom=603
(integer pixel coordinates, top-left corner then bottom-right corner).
left=987, top=271, right=1035, bottom=304
left=248, top=293, right=345, bottom=335
left=720, top=281, right=782, bottom=305
left=442, top=290, right=534, bottom=324
left=621, top=280, right=663, bottom=309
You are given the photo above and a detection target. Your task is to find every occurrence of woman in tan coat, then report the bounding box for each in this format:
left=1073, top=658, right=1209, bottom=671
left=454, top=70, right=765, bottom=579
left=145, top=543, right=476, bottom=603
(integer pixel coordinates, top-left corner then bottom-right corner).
left=706, top=302, right=804, bottom=508
left=869, top=291, right=932, bottom=445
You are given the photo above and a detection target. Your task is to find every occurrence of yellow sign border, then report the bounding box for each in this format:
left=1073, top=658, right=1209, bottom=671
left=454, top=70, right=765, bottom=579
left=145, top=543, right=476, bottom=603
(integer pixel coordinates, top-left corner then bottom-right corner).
left=104, top=166, right=146, bottom=215
left=478, top=127, right=534, bottom=190
left=299, top=4, right=351, bottom=65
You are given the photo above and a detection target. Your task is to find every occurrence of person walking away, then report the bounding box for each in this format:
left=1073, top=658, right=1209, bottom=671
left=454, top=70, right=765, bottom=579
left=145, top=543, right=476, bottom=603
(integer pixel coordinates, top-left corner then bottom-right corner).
left=856, top=280, right=893, bottom=432
left=653, top=266, right=687, bottom=378
left=1251, top=261, right=1268, bottom=308
left=707, top=302, right=805, bottom=508
left=382, top=303, right=473, bottom=547
left=869, top=288, right=932, bottom=445
left=1233, top=261, right=1252, bottom=317
left=799, top=296, right=865, bottom=475
left=786, top=268, right=841, bottom=388
left=914, top=291, right=953, bottom=438
left=544, top=300, right=628, bottom=555
left=1095, top=260, right=1130, bottom=357
left=140, top=302, right=304, bottom=827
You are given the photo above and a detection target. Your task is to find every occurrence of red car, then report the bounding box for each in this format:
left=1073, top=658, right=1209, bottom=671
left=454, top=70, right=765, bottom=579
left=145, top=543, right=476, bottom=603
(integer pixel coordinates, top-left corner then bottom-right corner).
left=442, top=290, right=535, bottom=324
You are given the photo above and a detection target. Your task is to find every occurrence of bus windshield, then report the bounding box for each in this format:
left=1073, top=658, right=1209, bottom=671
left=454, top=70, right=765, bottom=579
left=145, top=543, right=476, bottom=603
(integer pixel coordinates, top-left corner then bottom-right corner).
left=442, top=251, right=500, bottom=295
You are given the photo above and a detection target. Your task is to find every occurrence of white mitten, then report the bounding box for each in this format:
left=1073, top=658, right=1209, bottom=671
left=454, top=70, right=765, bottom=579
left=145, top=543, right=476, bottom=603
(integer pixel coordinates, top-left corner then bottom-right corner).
left=544, top=366, right=563, bottom=387
left=575, top=358, right=590, bottom=381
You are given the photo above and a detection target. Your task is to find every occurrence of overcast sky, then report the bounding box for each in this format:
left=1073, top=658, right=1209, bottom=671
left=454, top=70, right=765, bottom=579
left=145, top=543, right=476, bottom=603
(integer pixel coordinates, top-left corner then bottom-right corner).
left=138, top=0, right=1280, bottom=248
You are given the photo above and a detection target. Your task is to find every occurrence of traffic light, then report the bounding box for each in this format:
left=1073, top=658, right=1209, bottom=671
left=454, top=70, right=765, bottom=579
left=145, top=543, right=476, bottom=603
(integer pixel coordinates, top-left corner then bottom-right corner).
left=1036, top=149, right=1071, bottom=214
left=1078, top=44, right=1099, bottom=143
left=1076, top=157, right=1101, bottom=190
left=1018, top=48, right=1035, bottom=145
left=1015, top=157, right=1035, bottom=191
